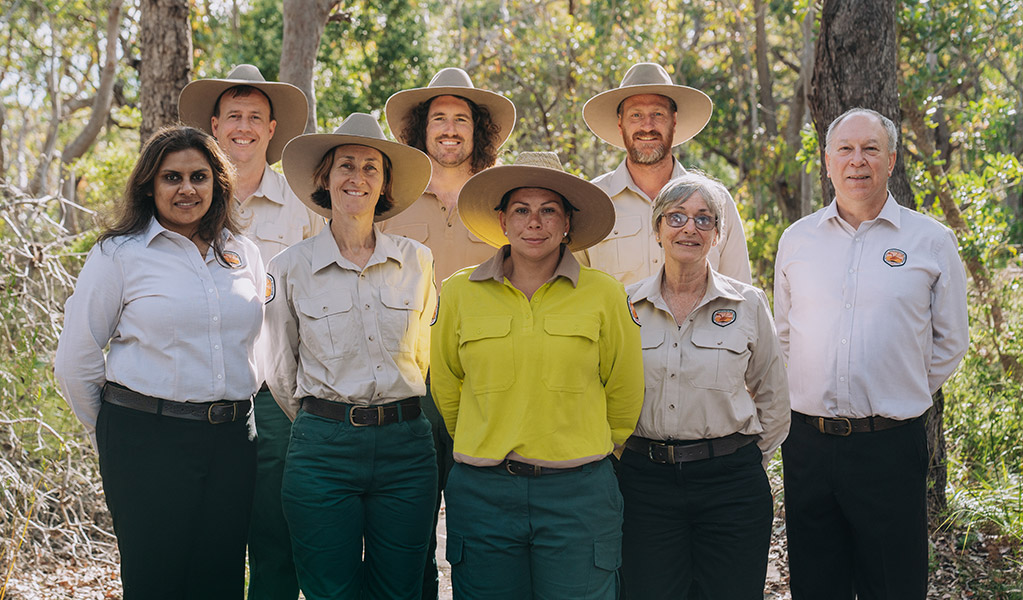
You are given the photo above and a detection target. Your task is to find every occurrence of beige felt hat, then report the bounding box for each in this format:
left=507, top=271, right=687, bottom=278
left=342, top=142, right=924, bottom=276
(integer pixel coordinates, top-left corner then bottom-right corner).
left=458, top=152, right=615, bottom=252
left=281, top=113, right=432, bottom=221
left=583, top=62, right=713, bottom=149
left=178, top=64, right=308, bottom=164
left=384, top=67, right=516, bottom=147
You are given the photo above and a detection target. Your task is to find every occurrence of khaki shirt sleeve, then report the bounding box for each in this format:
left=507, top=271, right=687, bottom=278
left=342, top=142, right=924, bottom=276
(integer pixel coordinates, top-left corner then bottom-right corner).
left=600, top=285, right=645, bottom=447
left=717, top=190, right=753, bottom=284
left=417, top=257, right=437, bottom=382
left=264, top=255, right=302, bottom=420
left=745, top=287, right=791, bottom=468
left=305, top=207, right=326, bottom=239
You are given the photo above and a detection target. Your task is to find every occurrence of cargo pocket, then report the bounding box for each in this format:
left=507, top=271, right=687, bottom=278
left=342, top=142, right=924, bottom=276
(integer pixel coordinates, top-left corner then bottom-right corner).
left=593, top=535, right=622, bottom=572
left=446, top=533, right=465, bottom=567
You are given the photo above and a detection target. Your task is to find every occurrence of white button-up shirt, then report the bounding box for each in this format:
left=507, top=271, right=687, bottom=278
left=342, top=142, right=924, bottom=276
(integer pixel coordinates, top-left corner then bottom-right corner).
left=264, top=225, right=436, bottom=419
left=54, top=219, right=265, bottom=440
left=584, top=159, right=752, bottom=286
left=774, top=193, right=969, bottom=420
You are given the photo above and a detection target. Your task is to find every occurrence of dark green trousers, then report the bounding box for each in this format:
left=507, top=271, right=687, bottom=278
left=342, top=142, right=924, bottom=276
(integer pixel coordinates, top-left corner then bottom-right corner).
left=96, top=399, right=256, bottom=600
left=282, top=405, right=438, bottom=600
left=446, top=458, right=622, bottom=600
left=421, top=385, right=454, bottom=600
left=247, top=389, right=299, bottom=600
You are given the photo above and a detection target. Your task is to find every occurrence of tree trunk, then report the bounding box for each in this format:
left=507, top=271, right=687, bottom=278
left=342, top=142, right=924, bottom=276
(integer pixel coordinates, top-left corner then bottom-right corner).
left=926, top=390, right=948, bottom=517
left=280, top=0, right=342, bottom=134
left=753, top=0, right=777, bottom=137
left=808, top=0, right=910, bottom=207
left=139, top=0, right=192, bottom=144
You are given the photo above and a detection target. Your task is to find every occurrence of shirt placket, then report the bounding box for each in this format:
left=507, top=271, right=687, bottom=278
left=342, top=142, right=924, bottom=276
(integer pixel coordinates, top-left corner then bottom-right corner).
left=665, top=312, right=687, bottom=436
left=835, top=227, right=866, bottom=414
left=357, top=269, right=385, bottom=401
left=199, top=247, right=227, bottom=399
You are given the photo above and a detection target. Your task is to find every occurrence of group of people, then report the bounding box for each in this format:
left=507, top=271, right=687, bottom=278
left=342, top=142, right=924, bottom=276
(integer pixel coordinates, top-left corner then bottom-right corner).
left=53, top=58, right=970, bottom=600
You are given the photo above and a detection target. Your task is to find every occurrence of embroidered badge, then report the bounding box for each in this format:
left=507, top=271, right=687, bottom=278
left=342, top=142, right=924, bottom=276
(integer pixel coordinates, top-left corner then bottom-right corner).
left=712, top=309, right=737, bottom=327
left=223, top=250, right=243, bottom=268
left=265, top=274, right=275, bottom=304
left=883, top=248, right=907, bottom=267
left=430, top=296, right=439, bottom=326
left=627, top=296, right=641, bottom=326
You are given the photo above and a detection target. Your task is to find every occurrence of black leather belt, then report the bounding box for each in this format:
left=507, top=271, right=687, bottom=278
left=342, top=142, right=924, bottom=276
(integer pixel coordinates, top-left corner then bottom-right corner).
left=301, top=396, right=421, bottom=426
left=499, top=459, right=585, bottom=477
left=797, top=412, right=914, bottom=436
left=625, top=433, right=757, bottom=464
left=101, top=382, right=251, bottom=425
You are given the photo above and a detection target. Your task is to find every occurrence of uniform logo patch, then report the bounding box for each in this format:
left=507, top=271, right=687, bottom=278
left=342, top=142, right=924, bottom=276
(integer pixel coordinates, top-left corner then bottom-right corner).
left=883, top=248, right=907, bottom=267
left=265, top=274, right=275, bottom=304
left=223, top=250, right=243, bottom=268
left=627, top=296, right=641, bottom=326
left=712, top=309, right=736, bottom=327
left=430, top=296, right=439, bottom=326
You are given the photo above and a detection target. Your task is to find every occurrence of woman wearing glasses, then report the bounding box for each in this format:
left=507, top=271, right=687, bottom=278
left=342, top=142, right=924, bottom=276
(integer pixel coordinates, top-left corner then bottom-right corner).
left=619, top=172, right=790, bottom=599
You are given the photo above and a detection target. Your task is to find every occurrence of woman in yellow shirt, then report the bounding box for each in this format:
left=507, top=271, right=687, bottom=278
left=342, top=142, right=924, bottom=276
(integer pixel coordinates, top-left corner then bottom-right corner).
left=431, top=152, right=644, bottom=599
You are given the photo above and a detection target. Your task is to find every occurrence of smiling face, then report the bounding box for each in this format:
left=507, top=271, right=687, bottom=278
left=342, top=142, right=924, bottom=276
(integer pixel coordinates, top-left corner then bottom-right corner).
left=327, top=144, right=386, bottom=220
left=424, top=95, right=474, bottom=169
left=618, top=94, right=676, bottom=165
left=656, top=192, right=719, bottom=268
left=211, top=89, right=276, bottom=167
left=153, top=148, right=214, bottom=239
left=825, top=111, right=896, bottom=211
left=499, top=187, right=571, bottom=263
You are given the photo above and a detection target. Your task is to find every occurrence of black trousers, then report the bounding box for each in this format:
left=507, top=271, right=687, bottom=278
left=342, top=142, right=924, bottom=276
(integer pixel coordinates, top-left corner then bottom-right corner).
left=783, top=413, right=928, bottom=600
left=620, top=442, right=773, bottom=600
left=96, top=399, right=257, bottom=600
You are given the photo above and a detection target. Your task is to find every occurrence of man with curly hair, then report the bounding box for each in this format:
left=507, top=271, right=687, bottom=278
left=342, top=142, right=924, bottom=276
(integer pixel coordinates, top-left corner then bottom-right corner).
left=381, top=67, right=516, bottom=600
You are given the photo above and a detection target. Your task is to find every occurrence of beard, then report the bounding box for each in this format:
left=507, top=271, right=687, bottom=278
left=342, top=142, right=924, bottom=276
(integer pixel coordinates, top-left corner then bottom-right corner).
left=625, top=133, right=670, bottom=165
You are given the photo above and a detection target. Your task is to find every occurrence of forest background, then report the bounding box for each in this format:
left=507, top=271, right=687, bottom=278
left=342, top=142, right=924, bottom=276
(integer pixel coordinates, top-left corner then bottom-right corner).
left=2, top=0, right=1023, bottom=597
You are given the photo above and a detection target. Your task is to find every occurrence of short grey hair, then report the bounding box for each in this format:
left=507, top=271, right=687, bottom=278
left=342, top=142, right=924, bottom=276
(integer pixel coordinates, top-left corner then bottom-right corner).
left=651, top=171, right=728, bottom=234
left=825, top=107, right=898, bottom=155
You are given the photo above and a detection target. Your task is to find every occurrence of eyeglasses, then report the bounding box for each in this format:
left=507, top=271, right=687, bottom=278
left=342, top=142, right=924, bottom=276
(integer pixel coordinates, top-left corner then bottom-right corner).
left=662, top=212, right=717, bottom=231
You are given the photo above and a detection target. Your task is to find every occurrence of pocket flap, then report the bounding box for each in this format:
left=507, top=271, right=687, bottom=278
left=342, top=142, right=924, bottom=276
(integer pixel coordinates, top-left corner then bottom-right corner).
left=543, top=315, right=600, bottom=341
left=593, top=535, right=622, bottom=571
left=640, top=327, right=665, bottom=349
left=386, top=222, right=429, bottom=244
left=296, top=293, right=353, bottom=318
left=607, top=215, right=642, bottom=239
left=691, top=327, right=747, bottom=353
left=380, top=287, right=423, bottom=311
left=253, top=220, right=287, bottom=242
left=461, top=316, right=512, bottom=343
left=445, top=533, right=464, bottom=565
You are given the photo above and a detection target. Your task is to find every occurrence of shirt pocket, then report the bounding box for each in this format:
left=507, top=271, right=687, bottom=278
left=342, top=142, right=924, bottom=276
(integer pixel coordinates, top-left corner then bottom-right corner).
left=252, top=221, right=298, bottom=256
left=386, top=222, right=429, bottom=244
left=541, top=315, right=601, bottom=393
left=459, top=315, right=515, bottom=394
left=640, top=327, right=667, bottom=397
left=378, top=287, right=424, bottom=354
left=296, top=292, right=356, bottom=361
left=686, top=327, right=750, bottom=392
left=602, top=215, right=644, bottom=274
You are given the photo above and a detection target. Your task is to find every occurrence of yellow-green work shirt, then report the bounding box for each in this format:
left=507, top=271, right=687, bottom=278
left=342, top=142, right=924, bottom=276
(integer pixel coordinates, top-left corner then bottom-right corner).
left=431, top=247, right=645, bottom=468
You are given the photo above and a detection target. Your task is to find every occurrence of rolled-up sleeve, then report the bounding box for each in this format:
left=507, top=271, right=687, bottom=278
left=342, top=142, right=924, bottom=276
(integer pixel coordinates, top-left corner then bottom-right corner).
left=744, top=288, right=791, bottom=467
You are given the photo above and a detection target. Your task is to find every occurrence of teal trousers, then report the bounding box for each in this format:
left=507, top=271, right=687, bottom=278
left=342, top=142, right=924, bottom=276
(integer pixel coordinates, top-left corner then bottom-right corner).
left=247, top=389, right=299, bottom=600
left=282, top=405, right=438, bottom=600
left=445, top=458, right=622, bottom=600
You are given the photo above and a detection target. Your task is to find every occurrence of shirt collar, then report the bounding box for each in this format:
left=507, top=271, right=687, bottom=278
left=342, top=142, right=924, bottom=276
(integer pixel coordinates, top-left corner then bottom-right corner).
left=817, top=191, right=901, bottom=230
left=143, top=217, right=235, bottom=247
left=629, top=264, right=743, bottom=313
left=603, top=158, right=686, bottom=200
left=247, top=164, right=285, bottom=205
left=311, top=223, right=403, bottom=273
left=469, top=246, right=581, bottom=287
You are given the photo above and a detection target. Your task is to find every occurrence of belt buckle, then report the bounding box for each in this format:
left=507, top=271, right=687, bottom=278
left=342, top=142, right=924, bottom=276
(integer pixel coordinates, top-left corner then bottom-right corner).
left=207, top=401, right=237, bottom=425
left=648, top=443, right=675, bottom=464
left=817, top=416, right=852, bottom=436
left=351, top=406, right=384, bottom=427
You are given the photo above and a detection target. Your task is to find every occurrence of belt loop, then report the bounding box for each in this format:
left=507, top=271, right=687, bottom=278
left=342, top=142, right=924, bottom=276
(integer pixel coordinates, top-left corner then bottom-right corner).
left=156, top=398, right=164, bottom=418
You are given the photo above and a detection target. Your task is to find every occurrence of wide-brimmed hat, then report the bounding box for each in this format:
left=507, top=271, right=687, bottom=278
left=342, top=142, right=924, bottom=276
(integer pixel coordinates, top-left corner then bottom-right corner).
left=583, top=62, right=713, bottom=149
left=281, top=113, right=431, bottom=221
left=458, top=152, right=614, bottom=252
left=385, top=67, right=516, bottom=148
left=178, top=64, right=308, bottom=164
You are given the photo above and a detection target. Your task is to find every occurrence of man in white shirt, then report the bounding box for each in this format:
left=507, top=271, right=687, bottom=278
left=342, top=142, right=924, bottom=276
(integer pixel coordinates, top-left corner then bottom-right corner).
left=774, top=108, right=969, bottom=599
left=179, top=64, right=323, bottom=600
left=581, top=62, right=751, bottom=285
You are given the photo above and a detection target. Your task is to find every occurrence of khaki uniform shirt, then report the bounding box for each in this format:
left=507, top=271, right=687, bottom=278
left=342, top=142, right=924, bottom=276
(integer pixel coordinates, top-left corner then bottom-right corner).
left=379, top=190, right=494, bottom=285
left=626, top=266, right=789, bottom=467
left=264, top=225, right=436, bottom=420
left=584, top=159, right=752, bottom=286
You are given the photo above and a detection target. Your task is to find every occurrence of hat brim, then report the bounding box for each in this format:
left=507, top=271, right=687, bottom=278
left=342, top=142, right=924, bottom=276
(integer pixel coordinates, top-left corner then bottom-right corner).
left=384, top=87, right=516, bottom=148
left=281, top=133, right=432, bottom=221
left=582, top=84, right=713, bottom=149
left=178, top=79, right=308, bottom=164
left=458, top=165, right=615, bottom=252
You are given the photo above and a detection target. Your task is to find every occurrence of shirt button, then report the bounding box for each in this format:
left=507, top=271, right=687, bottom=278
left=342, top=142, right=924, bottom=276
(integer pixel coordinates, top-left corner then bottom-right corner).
left=841, top=339, right=848, bottom=344
left=845, top=303, right=852, bottom=309
left=376, top=365, right=382, bottom=370
left=368, top=336, right=374, bottom=341
left=212, top=316, right=219, bottom=322
left=208, top=288, right=214, bottom=294
left=670, top=373, right=676, bottom=379
left=848, top=269, right=854, bottom=274
left=217, top=374, right=223, bottom=380
left=716, top=341, right=722, bottom=345
left=653, top=259, right=659, bottom=264
left=365, top=304, right=371, bottom=309
left=669, top=404, right=675, bottom=409
left=840, top=376, right=846, bottom=382
left=214, top=345, right=220, bottom=350
left=672, top=343, right=678, bottom=348
left=404, top=300, right=410, bottom=306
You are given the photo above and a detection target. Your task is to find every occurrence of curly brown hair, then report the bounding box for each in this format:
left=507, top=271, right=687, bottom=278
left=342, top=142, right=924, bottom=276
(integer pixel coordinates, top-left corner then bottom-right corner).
left=100, top=126, right=239, bottom=266
left=399, top=95, right=501, bottom=174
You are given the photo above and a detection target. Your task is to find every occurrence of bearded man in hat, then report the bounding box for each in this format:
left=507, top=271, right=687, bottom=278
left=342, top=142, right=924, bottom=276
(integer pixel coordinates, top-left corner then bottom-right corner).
left=380, top=67, right=516, bottom=600
left=179, top=64, right=323, bottom=600
left=582, top=62, right=752, bottom=286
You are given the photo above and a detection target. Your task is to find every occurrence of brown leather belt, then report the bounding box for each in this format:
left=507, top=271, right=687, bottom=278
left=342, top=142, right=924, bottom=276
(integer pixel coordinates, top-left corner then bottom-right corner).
left=101, top=382, right=251, bottom=425
left=625, top=433, right=757, bottom=464
left=797, top=412, right=913, bottom=436
left=301, top=396, right=421, bottom=426
left=499, top=459, right=585, bottom=477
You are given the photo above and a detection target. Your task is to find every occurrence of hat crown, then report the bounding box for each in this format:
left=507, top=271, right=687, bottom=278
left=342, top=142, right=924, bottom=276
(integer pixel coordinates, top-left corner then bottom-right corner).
left=332, top=113, right=387, bottom=141
left=513, top=151, right=564, bottom=171
left=619, top=62, right=674, bottom=88
left=224, top=64, right=268, bottom=83
left=428, top=67, right=475, bottom=89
